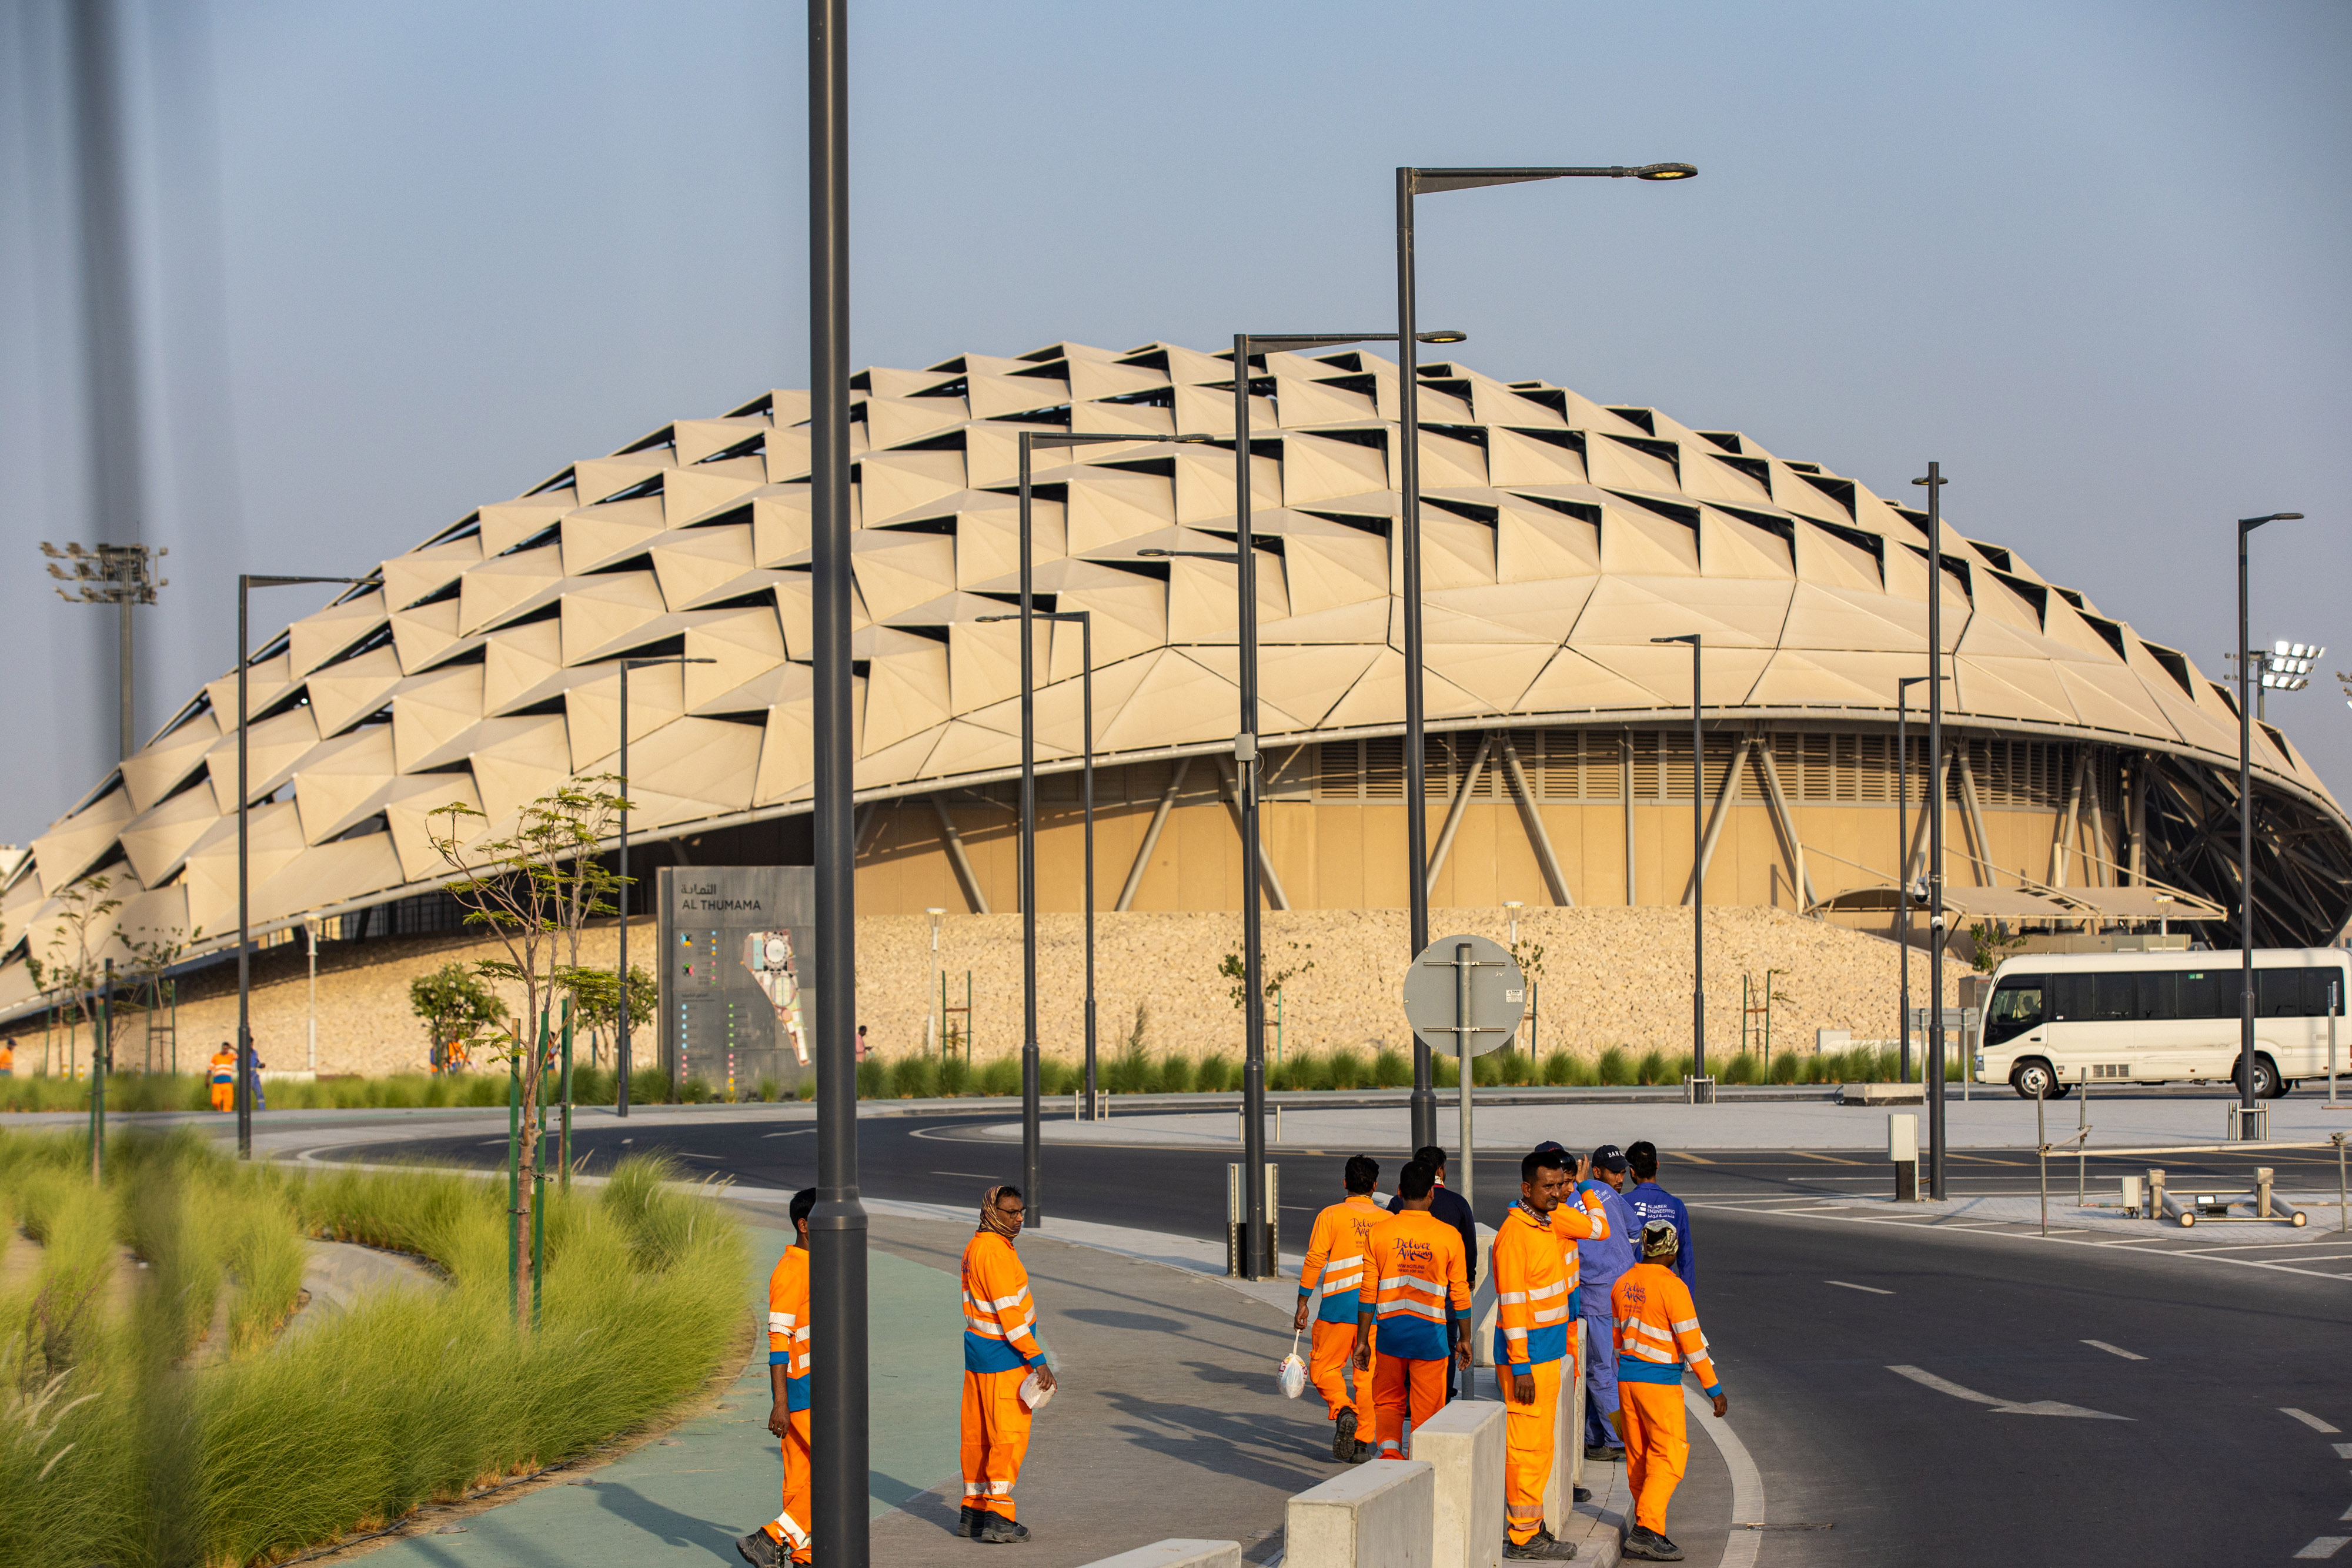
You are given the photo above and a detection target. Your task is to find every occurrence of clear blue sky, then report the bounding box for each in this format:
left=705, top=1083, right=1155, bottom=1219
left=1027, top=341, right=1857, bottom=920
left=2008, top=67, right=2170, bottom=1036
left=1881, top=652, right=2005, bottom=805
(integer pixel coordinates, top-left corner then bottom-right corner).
left=1, top=0, right=2347, bottom=846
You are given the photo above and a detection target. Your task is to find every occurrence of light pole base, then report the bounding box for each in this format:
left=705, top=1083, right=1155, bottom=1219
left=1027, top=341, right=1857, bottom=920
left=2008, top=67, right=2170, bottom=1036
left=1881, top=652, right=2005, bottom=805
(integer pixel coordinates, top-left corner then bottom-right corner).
left=2229, top=1104, right=2269, bottom=1142
left=1683, top=1075, right=1716, bottom=1105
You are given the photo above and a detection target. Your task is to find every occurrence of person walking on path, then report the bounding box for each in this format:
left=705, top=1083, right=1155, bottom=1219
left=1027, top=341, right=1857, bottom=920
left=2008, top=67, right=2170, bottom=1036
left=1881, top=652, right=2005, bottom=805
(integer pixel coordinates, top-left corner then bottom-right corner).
left=1623, top=1142, right=1693, bottom=1288
left=208, top=1042, right=237, bottom=1112
left=1492, top=1145, right=1607, bottom=1561
left=1295, top=1155, right=1385, bottom=1461
left=961, top=1184, right=1056, bottom=1543
left=1610, top=1221, right=1728, bottom=1563
left=1358, top=1158, right=1471, bottom=1459
left=736, top=1188, right=816, bottom=1568
left=1388, top=1144, right=1478, bottom=1397
left=1576, top=1145, right=1639, bottom=1462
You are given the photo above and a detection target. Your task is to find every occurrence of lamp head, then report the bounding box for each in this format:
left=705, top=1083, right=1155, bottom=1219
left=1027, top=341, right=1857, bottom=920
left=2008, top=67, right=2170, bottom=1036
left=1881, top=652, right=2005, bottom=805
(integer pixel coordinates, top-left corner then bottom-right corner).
left=2241, top=511, right=2304, bottom=531
left=1633, top=162, right=1698, bottom=180
left=1136, top=549, right=1175, bottom=559
left=1650, top=634, right=1699, bottom=646
left=1418, top=330, right=1469, bottom=345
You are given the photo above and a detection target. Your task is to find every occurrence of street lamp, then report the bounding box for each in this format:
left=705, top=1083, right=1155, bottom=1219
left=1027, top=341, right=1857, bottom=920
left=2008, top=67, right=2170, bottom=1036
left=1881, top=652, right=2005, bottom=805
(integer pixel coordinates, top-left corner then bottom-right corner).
left=236, top=572, right=366, bottom=1159
left=1011, top=432, right=1194, bottom=1219
left=975, top=607, right=1097, bottom=1122
left=1144, top=330, right=1458, bottom=1279
left=2237, top=511, right=2305, bottom=1136
left=1912, top=465, right=1950, bottom=1198
left=615, top=654, right=717, bottom=1118
left=1651, top=635, right=1707, bottom=1098
left=1396, top=160, right=1696, bottom=1148
left=1896, top=675, right=1929, bottom=1082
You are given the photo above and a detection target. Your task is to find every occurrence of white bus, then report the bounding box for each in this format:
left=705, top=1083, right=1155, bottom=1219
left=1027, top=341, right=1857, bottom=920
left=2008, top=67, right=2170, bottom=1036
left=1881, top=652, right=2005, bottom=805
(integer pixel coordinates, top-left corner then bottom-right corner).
left=1976, top=947, right=2350, bottom=1100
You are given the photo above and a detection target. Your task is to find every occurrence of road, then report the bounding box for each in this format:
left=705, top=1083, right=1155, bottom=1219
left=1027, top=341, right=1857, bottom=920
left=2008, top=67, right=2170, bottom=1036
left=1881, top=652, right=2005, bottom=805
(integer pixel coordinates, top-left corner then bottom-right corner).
left=328, top=1107, right=2352, bottom=1565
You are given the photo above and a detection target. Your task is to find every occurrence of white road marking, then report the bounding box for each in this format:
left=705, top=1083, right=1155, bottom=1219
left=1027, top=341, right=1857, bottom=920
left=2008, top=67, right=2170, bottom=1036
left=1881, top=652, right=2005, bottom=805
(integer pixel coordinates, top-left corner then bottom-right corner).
left=761, top=1129, right=816, bottom=1139
left=1682, top=1380, right=1762, bottom=1568
left=2082, top=1340, right=2146, bottom=1360
left=2293, top=1538, right=2348, bottom=1559
left=1885, top=1365, right=2130, bottom=1420
left=2290, top=1408, right=2348, bottom=1434
left=1826, top=1280, right=1893, bottom=1295
left=933, top=1171, right=1003, bottom=1180
left=2334, top=1443, right=2352, bottom=1460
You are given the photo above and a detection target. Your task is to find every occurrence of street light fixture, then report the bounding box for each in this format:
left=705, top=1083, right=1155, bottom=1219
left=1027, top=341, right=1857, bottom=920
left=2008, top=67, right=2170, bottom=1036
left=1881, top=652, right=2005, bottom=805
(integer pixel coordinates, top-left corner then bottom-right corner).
left=1896, top=675, right=1929, bottom=1082
left=236, top=572, right=367, bottom=1159
left=1651, top=635, right=1708, bottom=1098
left=975, top=607, right=1097, bottom=1122
left=616, top=654, right=717, bottom=1118
left=42, top=540, right=165, bottom=762
left=2237, top=511, right=2305, bottom=1136
left=1398, top=159, right=1696, bottom=1148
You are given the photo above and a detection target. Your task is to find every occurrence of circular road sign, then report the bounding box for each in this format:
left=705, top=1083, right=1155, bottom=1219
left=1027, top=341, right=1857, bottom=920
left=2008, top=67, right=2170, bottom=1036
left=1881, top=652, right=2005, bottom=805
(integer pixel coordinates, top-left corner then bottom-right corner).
left=1400, top=933, right=1526, bottom=1058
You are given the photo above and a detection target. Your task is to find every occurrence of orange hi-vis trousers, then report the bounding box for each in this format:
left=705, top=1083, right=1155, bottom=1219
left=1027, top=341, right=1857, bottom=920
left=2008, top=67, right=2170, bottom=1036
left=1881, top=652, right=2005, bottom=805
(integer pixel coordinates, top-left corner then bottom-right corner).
left=1502, top=1357, right=1565, bottom=1545
left=1617, top=1380, right=1689, bottom=1534
left=761, top=1407, right=812, bottom=1563
left=960, top=1368, right=1033, bottom=1521
left=1371, top=1353, right=1450, bottom=1458
left=1309, top=1320, right=1374, bottom=1429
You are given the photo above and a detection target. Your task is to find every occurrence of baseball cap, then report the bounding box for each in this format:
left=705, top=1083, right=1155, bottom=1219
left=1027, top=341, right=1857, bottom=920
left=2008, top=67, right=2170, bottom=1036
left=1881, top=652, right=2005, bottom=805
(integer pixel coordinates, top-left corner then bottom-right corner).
left=1590, top=1144, right=1629, bottom=1173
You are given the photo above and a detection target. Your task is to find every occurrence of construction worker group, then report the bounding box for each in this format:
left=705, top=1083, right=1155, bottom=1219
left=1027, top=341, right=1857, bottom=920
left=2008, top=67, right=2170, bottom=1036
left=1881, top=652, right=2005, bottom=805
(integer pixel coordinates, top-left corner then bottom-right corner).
left=741, top=1141, right=1716, bottom=1566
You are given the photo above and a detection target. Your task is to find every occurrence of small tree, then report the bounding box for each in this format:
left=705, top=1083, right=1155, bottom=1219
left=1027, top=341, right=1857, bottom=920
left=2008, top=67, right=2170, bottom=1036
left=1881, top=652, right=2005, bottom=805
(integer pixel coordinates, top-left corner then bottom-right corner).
left=44, top=875, right=122, bottom=1077
left=409, top=962, right=507, bottom=1069
left=1219, top=940, right=1315, bottom=1011
left=1967, top=919, right=2030, bottom=974
left=554, top=962, right=655, bottom=1066
left=1508, top=938, right=1546, bottom=1053
left=120, top=917, right=201, bottom=1074
left=429, top=777, right=626, bottom=1319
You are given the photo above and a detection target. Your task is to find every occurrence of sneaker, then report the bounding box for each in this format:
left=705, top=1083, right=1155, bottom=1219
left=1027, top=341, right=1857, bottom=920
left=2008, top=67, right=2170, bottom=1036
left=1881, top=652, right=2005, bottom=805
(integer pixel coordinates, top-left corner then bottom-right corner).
left=975, top=1514, right=1030, bottom=1544
left=1331, top=1408, right=1359, bottom=1462
left=1582, top=1443, right=1615, bottom=1460
left=734, top=1529, right=781, bottom=1568
left=1621, top=1525, right=1683, bottom=1562
left=1504, top=1533, right=1578, bottom=1560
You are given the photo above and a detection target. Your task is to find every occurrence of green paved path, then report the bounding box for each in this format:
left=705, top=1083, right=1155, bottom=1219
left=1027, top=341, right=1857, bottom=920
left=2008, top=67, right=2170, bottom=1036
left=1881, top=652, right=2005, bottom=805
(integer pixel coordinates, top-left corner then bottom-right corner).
left=358, top=1223, right=961, bottom=1566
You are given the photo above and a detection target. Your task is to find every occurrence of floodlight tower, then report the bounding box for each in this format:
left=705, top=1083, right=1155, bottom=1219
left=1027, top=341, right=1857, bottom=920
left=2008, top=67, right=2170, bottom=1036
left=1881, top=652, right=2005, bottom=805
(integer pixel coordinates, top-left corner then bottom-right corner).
left=41, top=541, right=165, bottom=761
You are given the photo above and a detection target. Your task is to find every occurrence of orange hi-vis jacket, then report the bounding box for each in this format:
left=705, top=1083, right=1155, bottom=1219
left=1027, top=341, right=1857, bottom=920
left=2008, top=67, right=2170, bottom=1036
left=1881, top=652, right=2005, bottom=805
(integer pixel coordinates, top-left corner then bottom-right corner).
left=962, top=1230, right=1047, bottom=1375
left=768, top=1243, right=812, bottom=1411
left=1611, top=1260, right=1723, bottom=1398
left=1298, top=1193, right=1389, bottom=1327
left=208, top=1049, right=237, bottom=1088
left=1489, top=1203, right=1578, bottom=1375
left=1365, top=1208, right=1471, bottom=1362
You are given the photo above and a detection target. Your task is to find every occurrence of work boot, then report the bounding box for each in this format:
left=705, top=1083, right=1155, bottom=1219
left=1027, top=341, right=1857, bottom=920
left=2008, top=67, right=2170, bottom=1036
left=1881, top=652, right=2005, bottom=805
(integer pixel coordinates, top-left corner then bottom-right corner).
left=1583, top=1443, right=1616, bottom=1461
left=1572, top=1487, right=1592, bottom=1503
left=1331, top=1408, right=1359, bottom=1462
left=975, top=1514, right=1029, bottom=1544
left=958, top=1506, right=982, bottom=1538
left=1503, top=1532, right=1577, bottom=1560
left=734, top=1528, right=781, bottom=1567
left=1621, top=1526, right=1683, bottom=1562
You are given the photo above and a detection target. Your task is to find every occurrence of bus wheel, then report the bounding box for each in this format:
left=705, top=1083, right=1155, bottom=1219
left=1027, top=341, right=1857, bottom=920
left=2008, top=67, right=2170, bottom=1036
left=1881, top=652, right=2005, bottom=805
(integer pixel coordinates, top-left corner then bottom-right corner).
left=2012, top=1059, right=2057, bottom=1100
left=2234, top=1055, right=2281, bottom=1099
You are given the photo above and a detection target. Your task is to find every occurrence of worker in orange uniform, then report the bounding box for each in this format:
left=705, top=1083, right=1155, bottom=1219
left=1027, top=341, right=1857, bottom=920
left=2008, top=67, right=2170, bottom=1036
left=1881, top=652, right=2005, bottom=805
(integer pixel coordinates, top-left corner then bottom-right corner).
left=1492, top=1145, right=1609, bottom=1560
left=961, top=1184, right=1056, bottom=1543
left=208, top=1042, right=238, bottom=1112
left=1354, top=1158, right=1469, bottom=1459
left=736, top=1188, right=817, bottom=1568
left=1611, top=1221, right=1728, bottom=1563
left=1294, top=1155, right=1385, bottom=1461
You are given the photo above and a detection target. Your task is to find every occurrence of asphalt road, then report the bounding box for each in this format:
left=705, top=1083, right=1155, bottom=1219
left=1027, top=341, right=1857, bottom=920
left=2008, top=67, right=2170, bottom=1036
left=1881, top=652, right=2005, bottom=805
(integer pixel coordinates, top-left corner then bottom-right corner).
left=330, top=1109, right=2352, bottom=1566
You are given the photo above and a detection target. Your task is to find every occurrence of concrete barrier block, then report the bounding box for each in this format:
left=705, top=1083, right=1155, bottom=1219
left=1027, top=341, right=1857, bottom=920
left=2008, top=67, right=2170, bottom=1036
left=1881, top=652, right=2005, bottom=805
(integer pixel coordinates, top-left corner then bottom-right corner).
left=1286, top=1457, right=1435, bottom=1568
left=1414, top=1399, right=1504, bottom=1568
left=1075, top=1541, right=1242, bottom=1568
left=1547, top=1321, right=1585, bottom=1517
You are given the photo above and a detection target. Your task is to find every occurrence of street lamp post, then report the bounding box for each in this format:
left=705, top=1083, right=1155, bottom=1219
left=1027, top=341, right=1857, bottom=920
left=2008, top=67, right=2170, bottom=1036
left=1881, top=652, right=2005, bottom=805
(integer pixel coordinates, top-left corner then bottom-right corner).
left=2237, top=512, right=2305, bottom=1135
left=1652, top=635, right=1706, bottom=1095
left=615, top=654, right=716, bottom=1117
left=1145, top=331, right=1457, bottom=1278
left=977, top=607, right=1097, bottom=1121
left=236, top=573, right=365, bottom=1159
left=1912, top=465, right=1950, bottom=1198
left=1896, top=675, right=1928, bottom=1082
left=1396, top=160, right=1696, bottom=1148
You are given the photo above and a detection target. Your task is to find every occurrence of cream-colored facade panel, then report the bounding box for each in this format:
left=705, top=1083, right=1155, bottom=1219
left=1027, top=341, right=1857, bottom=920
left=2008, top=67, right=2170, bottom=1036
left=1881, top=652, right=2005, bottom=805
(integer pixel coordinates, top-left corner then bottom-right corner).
left=559, top=497, right=667, bottom=577
left=202, top=654, right=296, bottom=734
left=379, top=536, right=481, bottom=613
left=1486, top=427, right=1587, bottom=488
left=662, top=466, right=766, bottom=529
left=202, top=705, right=322, bottom=812
left=1598, top=507, right=1700, bottom=576
left=1699, top=510, right=1796, bottom=580
left=860, top=447, right=967, bottom=521
left=118, top=784, right=219, bottom=889
left=121, top=710, right=220, bottom=815
left=306, top=647, right=406, bottom=737
left=288, top=591, right=387, bottom=677
left=390, top=664, right=486, bottom=775
left=477, top=494, right=576, bottom=557
left=1281, top=432, right=1391, bottom=509
left=1065, top=470, right=1175, bottom=555
left=457, top=545, right=566, bottom=637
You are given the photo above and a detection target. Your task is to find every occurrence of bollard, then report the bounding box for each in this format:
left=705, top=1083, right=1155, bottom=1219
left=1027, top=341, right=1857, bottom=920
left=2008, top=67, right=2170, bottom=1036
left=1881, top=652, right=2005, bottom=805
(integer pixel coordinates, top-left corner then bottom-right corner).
left=2256, top=1166, right=2274, bottom=1220
left=1888, top=1112, right=1919, bottom=1202
left=1073, top=1544, right=1242, bottom=1568
left=1413, top=1400, right=1505, bottom=1568
left=1285, top=1459, right=1435, bottom=1568
left=2147, top=1167, right=2167, bottom=1223
left=1225, top=1162, right=1281, bottom=1278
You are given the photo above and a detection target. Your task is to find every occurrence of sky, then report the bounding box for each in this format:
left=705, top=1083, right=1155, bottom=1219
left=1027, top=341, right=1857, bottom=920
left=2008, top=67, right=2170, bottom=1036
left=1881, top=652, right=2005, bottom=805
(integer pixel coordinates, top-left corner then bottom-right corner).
left=0, top=0, right=2347, bottom=848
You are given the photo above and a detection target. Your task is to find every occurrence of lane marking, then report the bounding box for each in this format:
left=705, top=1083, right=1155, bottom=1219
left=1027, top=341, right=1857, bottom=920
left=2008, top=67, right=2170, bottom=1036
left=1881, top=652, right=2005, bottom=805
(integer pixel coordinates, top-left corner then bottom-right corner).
left=2335, top=1443, right=2352, bottom=1460
left=1789, top=1151, right=1862, bottom=1165
left=761, top=1129, right=816, bottom=1139
left=932, top=1171, right=1005, bottom=1180
left=1885, top=1365, right=2130, bottom=1420
left=2283, top=1409, right=2342, bottom=1434
left=1826, top=1280, right=1893, bottom=1295
left=1681, top=1380, right=1762, bottom=1568
left=2293, top=1539, right=2348, bottom=1560
left=2082, top=1340, right=2146, bottom=1360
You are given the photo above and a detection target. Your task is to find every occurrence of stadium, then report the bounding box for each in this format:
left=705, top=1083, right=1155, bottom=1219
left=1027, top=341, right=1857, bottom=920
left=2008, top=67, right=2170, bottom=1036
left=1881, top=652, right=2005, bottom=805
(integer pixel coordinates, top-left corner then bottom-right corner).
left=5, top=336, right=2349, bottom=1047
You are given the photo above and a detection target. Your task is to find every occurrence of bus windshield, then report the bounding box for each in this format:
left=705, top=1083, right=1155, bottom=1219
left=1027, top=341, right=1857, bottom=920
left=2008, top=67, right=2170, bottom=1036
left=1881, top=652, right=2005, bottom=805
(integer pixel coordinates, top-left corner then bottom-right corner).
left=1986, top=979, right=2044, bottom=1046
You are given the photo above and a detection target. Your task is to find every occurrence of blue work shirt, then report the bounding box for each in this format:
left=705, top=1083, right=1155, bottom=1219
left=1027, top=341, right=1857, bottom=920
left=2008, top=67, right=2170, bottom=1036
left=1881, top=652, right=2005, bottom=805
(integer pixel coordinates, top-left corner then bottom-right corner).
left=1625, top=1179, right=1694, bottom=1286
left=1573, top=1178, right=1638, bottom=1298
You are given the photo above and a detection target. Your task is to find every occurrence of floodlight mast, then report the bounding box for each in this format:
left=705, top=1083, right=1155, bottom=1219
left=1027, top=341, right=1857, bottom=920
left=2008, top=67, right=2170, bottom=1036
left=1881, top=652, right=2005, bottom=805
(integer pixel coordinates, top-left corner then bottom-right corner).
left=41, top=540, right=165, bottom=762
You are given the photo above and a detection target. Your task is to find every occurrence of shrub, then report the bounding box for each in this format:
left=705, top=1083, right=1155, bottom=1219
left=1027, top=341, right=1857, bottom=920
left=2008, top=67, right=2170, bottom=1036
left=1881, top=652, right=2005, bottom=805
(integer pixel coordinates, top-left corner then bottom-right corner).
left=1155, top=1053, right=1195, bottom=1095
left=1595, top=1047, right=1633, bottom=1086
left=1434, top=1054, right=1460, bottom=1089
left=977, top=1056, right=1020, bottom=1096
left=1634, top=1049, right=1669, bottom=1086
left=1770, top=1050, right=1799, bottom=1084
left=938, top=1055, right=971, bottom=1096
left=1540, top=1049, right=1575, bottom=1086
left=797, top=1074, right=816, bottom=1101
left=1672, top=1053, right=1694, bottom=1085
left=679, top=1075, right=715, bottom=1104
left=1195, top=1055, right=1235, bottom=1094
left=1372, top=1047, right=1411, bottom=1088
left=1719, top=1052, right=1758, bottom=1086
left=1324, top=1048, right=1367, bottom=1092
left=890, top=1055, right=939, bottom=1099
left=1106, top=1041, right=1152, bottom=1095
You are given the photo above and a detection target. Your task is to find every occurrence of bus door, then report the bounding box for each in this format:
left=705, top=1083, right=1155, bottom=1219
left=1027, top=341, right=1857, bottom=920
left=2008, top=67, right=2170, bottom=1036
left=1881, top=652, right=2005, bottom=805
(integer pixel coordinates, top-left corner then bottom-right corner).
left=2047, top=971, right=2142, bottom=1084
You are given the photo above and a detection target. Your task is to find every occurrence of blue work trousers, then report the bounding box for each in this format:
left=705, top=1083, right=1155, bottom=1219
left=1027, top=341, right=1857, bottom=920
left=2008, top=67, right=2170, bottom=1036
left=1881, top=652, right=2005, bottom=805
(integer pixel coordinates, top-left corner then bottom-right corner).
left=1580, top=1293, right=1620, bottom=1449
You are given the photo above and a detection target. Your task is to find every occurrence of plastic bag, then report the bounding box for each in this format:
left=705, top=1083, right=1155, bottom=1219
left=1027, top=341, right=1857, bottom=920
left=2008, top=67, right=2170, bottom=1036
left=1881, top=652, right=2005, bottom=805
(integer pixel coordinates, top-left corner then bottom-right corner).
left=1278, top=1329, right=1308, bottom=1400
left=1018, top=1369, right=1054, bottom=1413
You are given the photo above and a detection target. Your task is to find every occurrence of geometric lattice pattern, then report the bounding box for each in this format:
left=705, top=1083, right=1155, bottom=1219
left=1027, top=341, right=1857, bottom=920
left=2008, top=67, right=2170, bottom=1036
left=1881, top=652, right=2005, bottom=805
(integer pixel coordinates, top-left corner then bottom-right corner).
left=4, top=337, right=2340, bottom=1002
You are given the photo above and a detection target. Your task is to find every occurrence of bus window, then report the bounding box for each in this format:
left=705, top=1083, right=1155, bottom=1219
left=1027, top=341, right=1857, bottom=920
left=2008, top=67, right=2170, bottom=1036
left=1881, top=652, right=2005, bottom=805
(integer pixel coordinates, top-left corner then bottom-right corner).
left=2174, top=969, right=2229, bottom=1020
left=2256, top=968, right=2335, bottom=1017
left=2089, top=973, right=2137, bottom=1021
left=1986, top=979, right=2045, bottom=1045
left=2050, top=973, right=2092, bottom=1022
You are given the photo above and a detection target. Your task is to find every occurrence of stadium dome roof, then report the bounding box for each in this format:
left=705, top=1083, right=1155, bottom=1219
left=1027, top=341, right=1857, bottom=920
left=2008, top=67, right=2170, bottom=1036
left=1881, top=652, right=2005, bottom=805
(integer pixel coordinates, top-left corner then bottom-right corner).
left=5, top=336, right=2342, bottom=993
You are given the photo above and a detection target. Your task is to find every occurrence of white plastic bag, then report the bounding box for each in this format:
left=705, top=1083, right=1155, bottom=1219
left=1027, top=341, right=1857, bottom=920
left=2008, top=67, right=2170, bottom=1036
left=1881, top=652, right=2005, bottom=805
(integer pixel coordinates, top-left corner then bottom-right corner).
left=1277, top=1329, right=1308, bottom=1400
left=1018, top=1369, right=1054, bottom=1413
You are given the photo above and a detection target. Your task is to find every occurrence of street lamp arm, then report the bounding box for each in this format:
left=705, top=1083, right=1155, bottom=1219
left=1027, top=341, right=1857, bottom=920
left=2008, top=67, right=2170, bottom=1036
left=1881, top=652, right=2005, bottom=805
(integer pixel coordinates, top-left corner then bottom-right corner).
left=623, top=656, right=719, bottom=669
left=1408, top=163, right=1697, bottom=193
left=240, top=574, right=368, bottom=589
